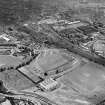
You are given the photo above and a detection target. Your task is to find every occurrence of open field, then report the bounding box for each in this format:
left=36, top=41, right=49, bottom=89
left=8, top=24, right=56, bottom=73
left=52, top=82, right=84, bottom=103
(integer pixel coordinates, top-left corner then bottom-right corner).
left=56, top=62, right=105, bottom=104
left=36, top=49, right=69, bottom=71
left=0, top=55, right=22, bottom=66
left=60, top=62, right=105, bottom=93
left=0, top=69, right=35, bottom=91
left=18, top=49, right=79, bottom=81
left=23, top=49, right=79, bottom=76
left=37, top=62, right=105, bottom=105
left=36, top=49, right=78, bottom=72
left=0, top=55, right=36, bottom=91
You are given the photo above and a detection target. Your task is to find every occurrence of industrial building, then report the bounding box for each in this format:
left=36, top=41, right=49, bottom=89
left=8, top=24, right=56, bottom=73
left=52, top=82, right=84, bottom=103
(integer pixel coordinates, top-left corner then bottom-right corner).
left=39, top=77, right=59, bottom=91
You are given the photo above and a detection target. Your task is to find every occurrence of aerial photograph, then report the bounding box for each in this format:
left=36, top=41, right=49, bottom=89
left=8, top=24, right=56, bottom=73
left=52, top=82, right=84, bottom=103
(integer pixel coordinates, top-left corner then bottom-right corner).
left=1, top=0, right=105, bottom=105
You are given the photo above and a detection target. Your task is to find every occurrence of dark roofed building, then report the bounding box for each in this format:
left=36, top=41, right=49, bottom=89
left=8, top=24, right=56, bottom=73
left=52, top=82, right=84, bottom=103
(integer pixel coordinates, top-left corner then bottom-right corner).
left=77, top=25, right=98, bottom=35
left=59, top=28, right=80, bottom=35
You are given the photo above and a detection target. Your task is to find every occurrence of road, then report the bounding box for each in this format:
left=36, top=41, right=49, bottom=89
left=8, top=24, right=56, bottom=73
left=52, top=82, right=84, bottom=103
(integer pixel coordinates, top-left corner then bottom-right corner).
left=0, top=90, right=59, bottom=105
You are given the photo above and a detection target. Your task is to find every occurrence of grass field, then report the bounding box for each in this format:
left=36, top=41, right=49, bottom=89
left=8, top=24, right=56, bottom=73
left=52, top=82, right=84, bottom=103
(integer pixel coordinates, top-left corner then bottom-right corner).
left=0, top=69, right=35, bottom=91
left=0, top=55, right=22, bottom=66
left=37, top=50, right=68, bottom=71
left=60, top=62, right=105, bottom=94
left=39, top=62, right=105, bottom=105
left=35, top=49, right=77, bottom=73
left=0, top=55, right=35, bottom=91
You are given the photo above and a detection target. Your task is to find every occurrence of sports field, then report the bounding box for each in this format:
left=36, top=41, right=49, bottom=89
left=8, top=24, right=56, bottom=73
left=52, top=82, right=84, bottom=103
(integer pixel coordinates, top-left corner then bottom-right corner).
left=40, top=62, right=105, bottom=105
left=36, top=49, right=76, bottom=72
left=0, top=55, right=35, bottom=91
left=0, top=55, right=22, bottom=66
left=59, top=62, right=105, bottom=94
left=0, top=69, right=35, bottom=91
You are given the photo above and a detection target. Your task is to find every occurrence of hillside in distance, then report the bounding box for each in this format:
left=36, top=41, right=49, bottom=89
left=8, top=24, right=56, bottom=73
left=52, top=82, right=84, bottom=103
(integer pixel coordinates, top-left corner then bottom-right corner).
left=0, top=0, right=66, bottom=26
left=0, top=0, right=105, bottom=26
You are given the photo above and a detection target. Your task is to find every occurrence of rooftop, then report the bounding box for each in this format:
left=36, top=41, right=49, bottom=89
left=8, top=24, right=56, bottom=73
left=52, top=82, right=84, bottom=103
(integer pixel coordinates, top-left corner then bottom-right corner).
left=77, top=25, right=98, bottom=35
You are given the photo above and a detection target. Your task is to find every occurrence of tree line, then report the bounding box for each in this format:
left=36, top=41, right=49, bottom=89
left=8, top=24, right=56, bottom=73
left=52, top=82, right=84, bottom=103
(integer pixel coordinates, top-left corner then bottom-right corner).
left=0, top=53, right=39, bottom=72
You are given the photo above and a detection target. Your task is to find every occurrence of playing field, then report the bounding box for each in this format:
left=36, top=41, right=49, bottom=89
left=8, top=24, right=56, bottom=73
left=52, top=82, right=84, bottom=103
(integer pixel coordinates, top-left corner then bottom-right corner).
left=59, top=62, right=105, bottom=94
left=36, top=49, right=76, bottom=72
left=0, top=55, right=35, bottom=90
left=0, top=55, right=22, bottom=66
left=0, top=69, right=35, bottom=91
left=40, top=62, right=105, bottom=105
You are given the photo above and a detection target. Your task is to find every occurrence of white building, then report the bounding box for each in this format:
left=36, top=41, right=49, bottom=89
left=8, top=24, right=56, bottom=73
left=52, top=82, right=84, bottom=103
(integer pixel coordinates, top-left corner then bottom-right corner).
left=0, top=33, right=10, bottom=42
left=39, top=78, right=59, bottom=91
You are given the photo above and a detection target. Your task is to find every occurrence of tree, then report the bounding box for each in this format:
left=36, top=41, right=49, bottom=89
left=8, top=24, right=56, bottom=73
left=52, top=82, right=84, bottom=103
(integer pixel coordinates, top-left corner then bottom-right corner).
left=56, top=70, right=59, bottom=74
left=7, top=66, right=14, bottom=70
left=0, top=68, right=4, bottom=72
left=44, top=72, right=48, bottom=76
left=0, top=80, right=8, bottom=93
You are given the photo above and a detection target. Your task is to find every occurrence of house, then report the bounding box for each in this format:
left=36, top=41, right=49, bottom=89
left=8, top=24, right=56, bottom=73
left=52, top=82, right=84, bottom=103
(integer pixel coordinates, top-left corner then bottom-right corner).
left=0, top=33, right=10, bottom=42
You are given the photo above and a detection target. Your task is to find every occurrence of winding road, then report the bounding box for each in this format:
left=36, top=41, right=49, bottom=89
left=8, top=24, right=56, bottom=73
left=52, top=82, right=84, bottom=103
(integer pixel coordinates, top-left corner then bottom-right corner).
left=0, top=90, right=59, bottom=105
